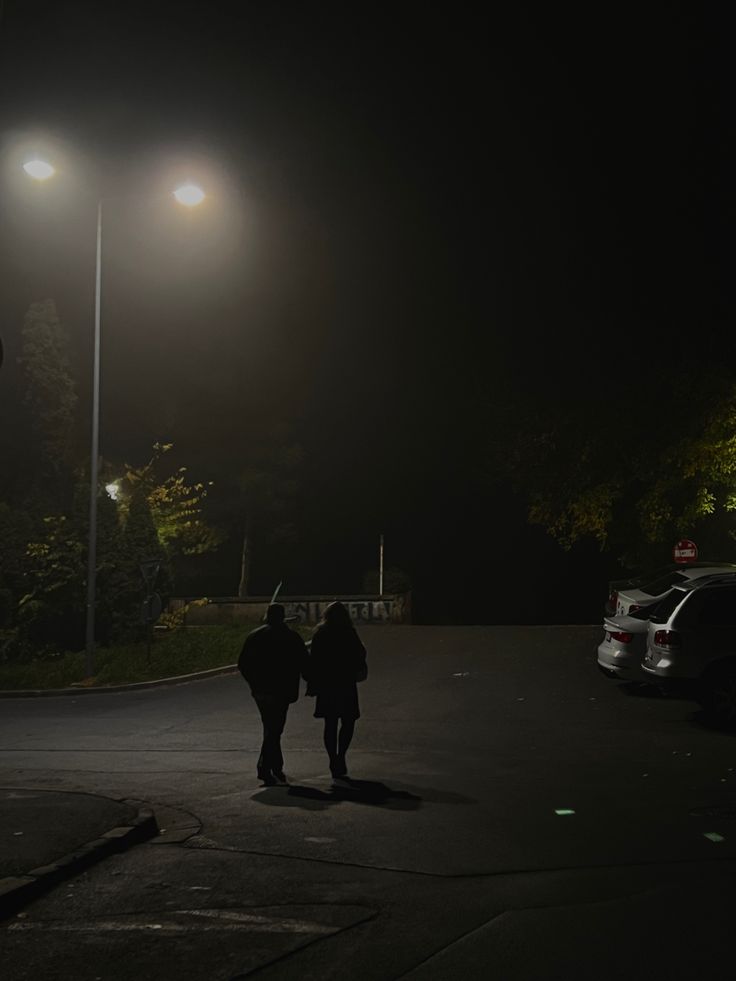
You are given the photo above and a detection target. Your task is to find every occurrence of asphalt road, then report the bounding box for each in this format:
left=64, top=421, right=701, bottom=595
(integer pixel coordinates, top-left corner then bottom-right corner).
left=2, top=625, right=736, bottom=980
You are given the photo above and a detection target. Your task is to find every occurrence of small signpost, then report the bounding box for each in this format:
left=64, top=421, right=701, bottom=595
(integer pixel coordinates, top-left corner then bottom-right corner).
left=139, top=560, right=161, bottom=665
left=673, top=539, right=698, bottom=564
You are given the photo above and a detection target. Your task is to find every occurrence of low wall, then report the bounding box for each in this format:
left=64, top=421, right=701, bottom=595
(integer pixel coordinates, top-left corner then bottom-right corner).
left=169, top=593, right=411, bottom=626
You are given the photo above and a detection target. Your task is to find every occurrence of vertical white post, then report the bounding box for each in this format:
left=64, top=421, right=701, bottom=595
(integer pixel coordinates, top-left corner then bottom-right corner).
left=84, top=200, right=103, bottom=677
left=379, top=533, right=384, bottom=596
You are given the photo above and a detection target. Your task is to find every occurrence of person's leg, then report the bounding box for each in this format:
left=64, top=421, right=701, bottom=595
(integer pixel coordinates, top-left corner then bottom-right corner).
left=254, top=698, right=272, bottom=780
left=255, top=698, right=288, bottom=780
left=335, top=718, right=355, bottom=775
left=263, top=701, right=288, bottom=776
left=323, top=716, right=339, bottom=771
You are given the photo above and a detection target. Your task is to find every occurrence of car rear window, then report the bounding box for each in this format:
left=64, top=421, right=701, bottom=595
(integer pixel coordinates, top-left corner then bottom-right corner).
left=650, top=588, right=687, bottom=623
left=694, top=588, right=736, bottom=626
left=630, top=603, right=660, bottom=621
left=639, top=571, right=687, bottom=596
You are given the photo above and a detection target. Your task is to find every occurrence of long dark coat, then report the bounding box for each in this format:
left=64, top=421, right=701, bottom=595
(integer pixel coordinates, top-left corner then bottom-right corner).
left=238, top=624, right=308, bottom=703
left=307, top=623, right=367, bottom=719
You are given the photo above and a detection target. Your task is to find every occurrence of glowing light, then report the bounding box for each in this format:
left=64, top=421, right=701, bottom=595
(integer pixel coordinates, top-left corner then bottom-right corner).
left=173, top=183, right=205, bottom=206
left=23, top=159, right=55, bottom=181
left=704, top=832, right=725, bottom=842
left=105, top=482, right=120, bottom=501
left=554, top=809, right=575, bottom=815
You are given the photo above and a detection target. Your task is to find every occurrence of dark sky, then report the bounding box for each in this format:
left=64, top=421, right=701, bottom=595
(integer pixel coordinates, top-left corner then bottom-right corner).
left=0, top=3, right=727, bottom=622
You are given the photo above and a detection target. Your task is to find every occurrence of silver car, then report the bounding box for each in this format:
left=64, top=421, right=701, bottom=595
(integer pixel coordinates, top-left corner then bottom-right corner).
left=597, top=605, right=657, bottom=681
left=642, top=572, right=736, bottom=725
left=612, top=564, right=736, bottom=616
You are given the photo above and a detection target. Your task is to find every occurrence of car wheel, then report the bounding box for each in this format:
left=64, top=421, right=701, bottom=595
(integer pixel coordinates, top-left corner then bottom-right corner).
left=699, top=665, right=736, bottom=727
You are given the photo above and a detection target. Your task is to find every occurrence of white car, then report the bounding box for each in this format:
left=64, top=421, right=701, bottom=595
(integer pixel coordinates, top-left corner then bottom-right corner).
left=612, top=564, right=736, bottom=616
left=597, top=606, right=656, bottom=681
left=642, top=572, right=736, bottom=725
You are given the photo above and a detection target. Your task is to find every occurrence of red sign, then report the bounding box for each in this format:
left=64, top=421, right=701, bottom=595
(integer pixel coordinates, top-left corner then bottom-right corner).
left=673, top=539, right=698, bottom=563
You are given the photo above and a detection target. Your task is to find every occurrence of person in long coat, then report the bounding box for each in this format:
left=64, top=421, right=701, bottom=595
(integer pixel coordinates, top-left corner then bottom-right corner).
left=306, top=601, right=367, bottom=779
left=238, top=603, right=308, bottom=785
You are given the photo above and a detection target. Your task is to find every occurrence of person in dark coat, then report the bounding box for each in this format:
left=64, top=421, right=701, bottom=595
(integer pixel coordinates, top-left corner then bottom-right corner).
left=306, top=601, right=367, bottom=780
left=238, top=603, right=308, bottom=785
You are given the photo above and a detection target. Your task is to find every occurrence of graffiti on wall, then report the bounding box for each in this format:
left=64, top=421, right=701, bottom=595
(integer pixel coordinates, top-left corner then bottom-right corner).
left=285, top=600, right=395, bottom=624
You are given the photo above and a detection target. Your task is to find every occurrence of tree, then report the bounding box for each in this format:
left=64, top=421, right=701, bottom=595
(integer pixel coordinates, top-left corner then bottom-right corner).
left=502, top=376, right=736, bottom=568
left=107, top=443, right=221, bottom=638
left=18, top=514, right=86, bottom=652
left=0, top=298, right=220, bottom=655
left=234, top=434, right=304, bottom=598
left=114, top=483, right=171, bottom=639
left=121, top=443, right=222, bottom=558
left=17, top=299, right=77, bottom=487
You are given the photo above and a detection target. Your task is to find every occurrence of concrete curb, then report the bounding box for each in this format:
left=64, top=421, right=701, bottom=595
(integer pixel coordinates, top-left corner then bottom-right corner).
left=0, top=803, right=159, bottom=921
left=0, top=664, right=239, bottom=698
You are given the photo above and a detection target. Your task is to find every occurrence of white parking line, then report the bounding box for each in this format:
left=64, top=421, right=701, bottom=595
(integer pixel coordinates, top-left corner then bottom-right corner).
left=6, top=909, right=336, bottom=935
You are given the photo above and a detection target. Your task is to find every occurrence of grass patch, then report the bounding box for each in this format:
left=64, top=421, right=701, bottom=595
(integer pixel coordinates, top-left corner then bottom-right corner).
left=0, top=624, right=313, bottom=690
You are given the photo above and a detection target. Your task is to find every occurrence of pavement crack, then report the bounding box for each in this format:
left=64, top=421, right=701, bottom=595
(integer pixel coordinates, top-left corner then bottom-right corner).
left=392, top=911, right=509, bottom=978
left=182, top=840, right=736, bottom=880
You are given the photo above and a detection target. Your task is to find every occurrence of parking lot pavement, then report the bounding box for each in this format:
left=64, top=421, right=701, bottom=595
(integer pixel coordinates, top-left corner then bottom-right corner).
left=2, top=625, right=736, bottom=979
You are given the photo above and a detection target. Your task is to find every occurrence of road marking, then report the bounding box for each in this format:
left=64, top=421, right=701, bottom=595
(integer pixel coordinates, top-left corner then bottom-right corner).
left=6, top=910, right=336, bottom=935
left=184, top=909, right=335, bottom=933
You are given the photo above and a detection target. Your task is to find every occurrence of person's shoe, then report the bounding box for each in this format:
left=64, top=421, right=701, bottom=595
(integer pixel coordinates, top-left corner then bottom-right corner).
left=259, top=772, right=277, bottom=786
left=272, top=771, right=288, bottom=784
left=330, top=754, right=347, bottom=778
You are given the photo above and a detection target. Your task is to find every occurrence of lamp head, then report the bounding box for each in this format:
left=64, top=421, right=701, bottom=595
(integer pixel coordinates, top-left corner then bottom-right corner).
left=173, top=183, right=205, bottom=206
left=23, top=159, right=55, bottom=181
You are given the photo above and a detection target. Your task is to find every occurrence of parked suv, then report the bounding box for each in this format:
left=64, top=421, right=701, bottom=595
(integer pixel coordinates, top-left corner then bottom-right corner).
left=641, top=573, right=736, bottom=725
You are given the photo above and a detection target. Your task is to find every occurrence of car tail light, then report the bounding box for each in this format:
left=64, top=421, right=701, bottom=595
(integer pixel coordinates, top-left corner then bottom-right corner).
left=629, top=604, right=641, bottom=613
left=610, top=631, right=633, bottom=643
left=654, top=630, right=680, bottom=648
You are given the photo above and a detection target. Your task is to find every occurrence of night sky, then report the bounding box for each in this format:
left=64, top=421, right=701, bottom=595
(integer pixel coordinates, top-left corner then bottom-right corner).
left=0, top=4, right=728, bottom=623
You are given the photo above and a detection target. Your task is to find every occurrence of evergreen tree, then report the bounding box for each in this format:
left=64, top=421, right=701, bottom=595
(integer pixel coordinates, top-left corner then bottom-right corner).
left=17, top=299, right=77, bottom=496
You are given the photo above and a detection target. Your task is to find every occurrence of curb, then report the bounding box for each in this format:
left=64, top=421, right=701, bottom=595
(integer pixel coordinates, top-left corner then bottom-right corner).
left=0, top=803, right=159, bottom=921
left=0, top=664, right=239, bottom=698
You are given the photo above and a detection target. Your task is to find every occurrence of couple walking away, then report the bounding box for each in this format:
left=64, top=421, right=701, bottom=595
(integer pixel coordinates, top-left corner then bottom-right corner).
left=238, top=601, right=368, bottom=786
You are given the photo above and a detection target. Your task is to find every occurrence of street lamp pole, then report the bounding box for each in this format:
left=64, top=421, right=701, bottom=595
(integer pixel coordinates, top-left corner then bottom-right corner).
left=22, top=161, right=206, bottom=677
left=84, top=199, right=103, bottom=677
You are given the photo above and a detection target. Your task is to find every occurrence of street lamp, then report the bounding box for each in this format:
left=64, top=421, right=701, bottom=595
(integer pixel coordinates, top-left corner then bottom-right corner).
left=22, top=159, right=55, bottom=181
left=173, top=183, right=205, bottom=207
left=23, top=161, right=205, bottom=676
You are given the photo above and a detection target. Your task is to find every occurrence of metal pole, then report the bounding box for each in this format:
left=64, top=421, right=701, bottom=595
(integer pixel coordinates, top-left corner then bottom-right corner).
left=84, top=200, right=103, bottom=677
left=379, top=533, right=384, bottom=596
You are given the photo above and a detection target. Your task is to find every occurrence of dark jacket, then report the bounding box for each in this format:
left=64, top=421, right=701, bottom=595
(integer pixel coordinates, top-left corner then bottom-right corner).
left=306, top=623, right=367, bottom=695
left=238, top=624, right=308, bottom=703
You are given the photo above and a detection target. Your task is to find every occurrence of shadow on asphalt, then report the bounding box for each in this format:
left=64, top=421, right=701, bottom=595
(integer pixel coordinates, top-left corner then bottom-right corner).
left=251, top=779, right=477, bottom=811
left=617, top=682, right=736, bottom=733
left=688, top=710, right=736, bottom=736
left=618, top=682, right=670, bottom=698
left=619, top=681, right=736, bottom=733
left=252, top=779, right=421, bottom=811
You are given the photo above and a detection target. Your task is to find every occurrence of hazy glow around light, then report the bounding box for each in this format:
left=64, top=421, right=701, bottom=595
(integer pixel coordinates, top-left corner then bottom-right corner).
left=173, top=183, right=205, bottom=206
left=23, top=159, right=55, bottom=181
left=105, top=482, right=120, bottom=501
